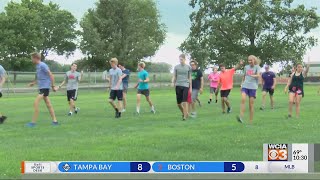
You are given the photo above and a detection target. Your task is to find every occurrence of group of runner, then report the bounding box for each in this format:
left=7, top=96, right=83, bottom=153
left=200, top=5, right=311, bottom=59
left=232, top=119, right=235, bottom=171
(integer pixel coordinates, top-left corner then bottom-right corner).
left=0, top=53, right=311, bottom=125
left=172, top=54, right=310, bottom=123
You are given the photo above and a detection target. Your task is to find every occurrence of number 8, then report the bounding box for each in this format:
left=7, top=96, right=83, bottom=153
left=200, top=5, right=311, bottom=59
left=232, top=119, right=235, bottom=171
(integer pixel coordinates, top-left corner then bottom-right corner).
left=137, top=164, right=143, bottom=171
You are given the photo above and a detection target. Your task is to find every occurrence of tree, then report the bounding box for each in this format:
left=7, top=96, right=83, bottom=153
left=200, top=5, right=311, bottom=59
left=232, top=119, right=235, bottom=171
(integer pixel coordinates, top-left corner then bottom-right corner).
left=0, top=0, right=78, bottom=71
left=180, top=0, right=320, bottom=68
left=144, top=62, right=172, bottom=73
left=80, top=0, right=166, bottom=71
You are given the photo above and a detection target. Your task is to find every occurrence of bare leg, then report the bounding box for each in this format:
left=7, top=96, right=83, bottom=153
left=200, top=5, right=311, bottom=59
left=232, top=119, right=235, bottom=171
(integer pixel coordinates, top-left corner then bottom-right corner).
left=136, top=94, right=141, bottom=113
left=69, top=99, right=75, bottom=112
left=224, top=97, right=230, bottom=108
left=261, top=91, right=267, bottom=108
left=32, top=95, right=43, bottom=123
left=249, top=97, right=255, bottom=124
left=270, top=95, right=274, bottom=109
left=295, top=95, right=302, bottom=118
left=240, top=92, right=246, bottom=118
left=43, top=96, right=57, bottom=122
left=209, top=93, right=213, bottom=100
left=109, top=99, right=117, bottom=110
left=221, top=97, right=225, bottom=113
left=177, top=104, right=184, bottom=114
left=123, top=92, right=127, bottom=110
left=146, top=96, right=154, bottom=107
left=288, top=93, right=294, bottom=117
left=117, top=101, right=123, bottom=112
left=182, top=102, right=189, bottom=119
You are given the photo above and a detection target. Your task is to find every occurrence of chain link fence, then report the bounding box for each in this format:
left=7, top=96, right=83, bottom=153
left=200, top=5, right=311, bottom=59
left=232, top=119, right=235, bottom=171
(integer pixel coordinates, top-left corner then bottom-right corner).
left=2, top=71, right=319, bottom=94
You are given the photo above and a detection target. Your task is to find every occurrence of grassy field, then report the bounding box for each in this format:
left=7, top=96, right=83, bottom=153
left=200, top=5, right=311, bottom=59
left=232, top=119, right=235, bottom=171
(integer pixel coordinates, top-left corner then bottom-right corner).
left=0, top=85, right=320, bottom=179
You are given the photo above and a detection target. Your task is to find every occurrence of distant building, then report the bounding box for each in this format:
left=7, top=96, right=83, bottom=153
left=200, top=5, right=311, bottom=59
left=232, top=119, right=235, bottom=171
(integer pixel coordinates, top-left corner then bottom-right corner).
left=307, top=62, right=320, bottom=77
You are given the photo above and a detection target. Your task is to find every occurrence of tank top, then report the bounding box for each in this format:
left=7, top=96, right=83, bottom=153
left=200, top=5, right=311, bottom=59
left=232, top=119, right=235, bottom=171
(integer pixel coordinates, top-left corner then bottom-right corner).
left=289, top=72, right=304, bottom=96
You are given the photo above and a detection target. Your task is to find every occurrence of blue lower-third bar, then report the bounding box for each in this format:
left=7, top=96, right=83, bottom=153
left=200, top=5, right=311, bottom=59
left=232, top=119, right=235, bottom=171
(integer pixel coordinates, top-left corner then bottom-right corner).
left=152, top=162, right=225, bottom=173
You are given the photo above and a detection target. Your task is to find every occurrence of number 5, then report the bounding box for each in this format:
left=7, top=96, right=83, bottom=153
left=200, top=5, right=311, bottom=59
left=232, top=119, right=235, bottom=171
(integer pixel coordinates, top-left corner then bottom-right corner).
left=232, top=164, right=236, bottom=171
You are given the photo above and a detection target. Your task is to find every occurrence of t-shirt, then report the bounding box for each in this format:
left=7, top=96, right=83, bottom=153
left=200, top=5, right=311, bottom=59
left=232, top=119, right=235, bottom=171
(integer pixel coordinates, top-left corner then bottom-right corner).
left=109, top=67, right=123, bottom=90
left=262, top=71, right=275, bottom=89
left=0, top=65, right=6, bottom=90
left=219, top=68, right=235, bottom=90
left=191, top=69, right=203, bottom=90
left=138, top=69, right=149, bottom=90
left=174, top=64, right=191, bottom=88
left=208, top=72, right=220, bottom=88
left=242, top=65, right=261, bottom=90
left=65, top=71, right=81, bottom=90
left=122, top=69, right=130, bottom=85
left=36, top=62, right=51, bottom=89
left=0, top=65, right=6, bottom=81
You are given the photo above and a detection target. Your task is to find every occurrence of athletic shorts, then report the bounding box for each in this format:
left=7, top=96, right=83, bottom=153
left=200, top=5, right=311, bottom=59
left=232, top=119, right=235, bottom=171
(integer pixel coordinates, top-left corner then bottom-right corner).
left=210, top=87, right=218, bottom=94
left=123, top=83, right=128, bottom=93
left=289, top=86, right=303, bottom=96
left=39, top=89, right=50, bottom=97
left=191, top=89, right=199, bottom=102
left=138, top=89, right=150, bottom=97
left=262, top=87, right=274, bottom=96
left=242, top=88, right=257, bottom=98
left=67, top=89, right=78, bottom=101
left=176, top=86, right=189, bottom=104
left=109, top=90, right=123, bottom=101
left=220, top=89, right=231, bottom=98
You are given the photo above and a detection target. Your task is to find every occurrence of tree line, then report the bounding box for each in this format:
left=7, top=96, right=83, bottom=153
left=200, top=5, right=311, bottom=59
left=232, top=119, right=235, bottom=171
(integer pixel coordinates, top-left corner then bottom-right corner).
left=0, top=0, right=319, bottom=72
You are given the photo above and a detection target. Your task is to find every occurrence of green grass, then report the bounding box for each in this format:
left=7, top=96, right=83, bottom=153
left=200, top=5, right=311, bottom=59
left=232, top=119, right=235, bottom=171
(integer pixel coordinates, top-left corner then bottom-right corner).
left=0, top=85, right=320, bottom=179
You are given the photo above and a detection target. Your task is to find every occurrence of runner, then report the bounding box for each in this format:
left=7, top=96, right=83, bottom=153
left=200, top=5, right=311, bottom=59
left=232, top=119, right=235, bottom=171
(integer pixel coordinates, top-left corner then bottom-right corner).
left=260, top=65, right=276, bottom=110
left=218, top=60, right=243, bottom=114
left=108, top=58, right=123, bottom=118
left=189, top=60, right=203, bottom=118
left=134, top=62, right=155, bottom=114
left=118, top=63, right=130, bottom=112
left=237, top=55, right=261, bottom=124
left=172, top=54, right=192, bottom=121
left=58, top=63, right=83, bottom=116
left=27, top=52, right=58, bottom=127
left=208, top=66, right=219, bottom=104
left=0, top=64, right=7, bottom=124
left=284, top=63, right=310, bottom=119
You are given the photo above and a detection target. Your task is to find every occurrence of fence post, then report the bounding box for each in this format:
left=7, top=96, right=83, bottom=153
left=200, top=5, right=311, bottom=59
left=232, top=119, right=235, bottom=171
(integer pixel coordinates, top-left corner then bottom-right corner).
left=95, top=70, right=97, bottom=84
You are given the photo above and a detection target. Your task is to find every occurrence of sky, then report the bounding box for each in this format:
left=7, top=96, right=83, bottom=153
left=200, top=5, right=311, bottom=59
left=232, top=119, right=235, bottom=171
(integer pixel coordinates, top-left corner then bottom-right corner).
left=0, top=0, right=320, bottom=70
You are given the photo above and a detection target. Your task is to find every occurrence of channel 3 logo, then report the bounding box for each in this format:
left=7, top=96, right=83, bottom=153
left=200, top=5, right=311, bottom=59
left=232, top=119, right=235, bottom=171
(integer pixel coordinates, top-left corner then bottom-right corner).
left=268, top=144, right=288, bottom=161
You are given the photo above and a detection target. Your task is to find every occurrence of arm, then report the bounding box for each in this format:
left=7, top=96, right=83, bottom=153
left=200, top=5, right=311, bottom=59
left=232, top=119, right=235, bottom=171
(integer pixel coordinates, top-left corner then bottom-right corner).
left=59, top=73, right=68, bottom=88
left=303, top=64, right=310, bottom=77
left=115, top=71, right=123, bottom=89
left=0, top=75, right=6, bottom=87
left=48, top=70, right=57, bottom=91
left=28, top=74, right=37, bottom=87
left=78, top=71, right=84, bottom=82
left=272, top=73, right=277, bottom=89
left=200, top=76, right=204, bottom=94
left=59, top=80, right=66, bottom=88
left=172, top=69, right=176, bottom=87
left=189, top=71, right=192, bottom=92
left=234, top=59, right=244, bottom=70
left=284, top=73, right=294, bottom=93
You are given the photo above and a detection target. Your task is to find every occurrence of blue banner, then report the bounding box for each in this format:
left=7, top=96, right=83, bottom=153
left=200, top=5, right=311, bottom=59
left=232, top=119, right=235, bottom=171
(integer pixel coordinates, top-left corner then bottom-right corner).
left=152, top=162, right=225, bottom=172
left=58, top=162, right=131, bottom=173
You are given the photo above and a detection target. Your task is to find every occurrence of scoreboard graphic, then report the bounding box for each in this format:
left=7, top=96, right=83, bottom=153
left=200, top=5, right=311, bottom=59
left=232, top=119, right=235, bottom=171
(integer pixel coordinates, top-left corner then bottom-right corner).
left=21, top=144, right=319, bottom=174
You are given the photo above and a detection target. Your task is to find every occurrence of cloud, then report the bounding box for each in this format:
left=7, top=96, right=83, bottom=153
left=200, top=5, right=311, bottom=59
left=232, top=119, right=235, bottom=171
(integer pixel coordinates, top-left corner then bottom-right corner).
left=149, top=32, right=187, bottom=66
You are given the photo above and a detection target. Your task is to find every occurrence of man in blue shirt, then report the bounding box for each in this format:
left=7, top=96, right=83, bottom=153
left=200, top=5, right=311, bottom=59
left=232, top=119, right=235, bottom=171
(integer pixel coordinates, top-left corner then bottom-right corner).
left=134, top=62, right=155, bottom=114
left=118, top=63, right=130, bottom=113
left=27, top=52, right=58, bottom=127
left=0, top=64, right=7, bottom=124
left=260, top=65, right=276, bottom=110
